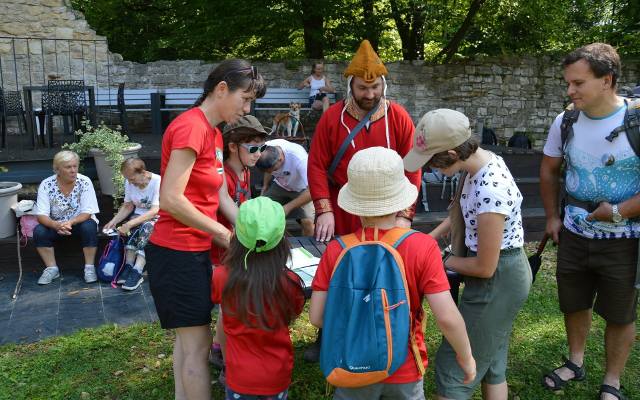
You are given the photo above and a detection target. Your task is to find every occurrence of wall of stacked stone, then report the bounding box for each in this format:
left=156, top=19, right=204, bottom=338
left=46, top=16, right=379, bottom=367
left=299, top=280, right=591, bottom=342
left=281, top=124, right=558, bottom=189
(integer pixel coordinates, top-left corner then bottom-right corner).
left=86, top=58, right=640, bottom=147
left=1, top=0, right=639, bottom=148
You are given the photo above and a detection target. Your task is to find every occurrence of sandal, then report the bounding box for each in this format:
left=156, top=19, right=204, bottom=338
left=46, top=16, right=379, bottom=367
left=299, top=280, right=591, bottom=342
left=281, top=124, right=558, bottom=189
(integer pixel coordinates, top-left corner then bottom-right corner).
left=598, top=384, right=627, bottom=400
left=541, top=356, right=586, bottom=391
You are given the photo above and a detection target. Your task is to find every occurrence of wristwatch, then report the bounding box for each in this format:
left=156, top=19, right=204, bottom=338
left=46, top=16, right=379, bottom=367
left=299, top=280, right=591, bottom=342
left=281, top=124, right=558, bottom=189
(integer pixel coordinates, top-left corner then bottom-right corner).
left=611, top=204, right=624, bottom=223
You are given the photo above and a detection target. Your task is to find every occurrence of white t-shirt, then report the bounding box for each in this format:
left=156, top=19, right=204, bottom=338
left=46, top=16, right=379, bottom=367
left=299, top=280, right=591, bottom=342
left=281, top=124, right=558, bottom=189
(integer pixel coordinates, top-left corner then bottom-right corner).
left=34, top=173, right=100, bottom=223
left=543, top=105, right=640, bottom=239
left=124, top=172, right=161, bottom=216
left=267, top=139, right=309, bottom=192
left=460, top=153, right=524, bottom=252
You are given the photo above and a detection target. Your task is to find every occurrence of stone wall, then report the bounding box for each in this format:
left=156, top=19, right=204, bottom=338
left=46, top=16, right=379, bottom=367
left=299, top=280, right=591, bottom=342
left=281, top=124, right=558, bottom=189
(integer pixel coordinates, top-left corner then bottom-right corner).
left=98, top=58, right=640, bottom=145
left=1, top=0, right=639, bottom=146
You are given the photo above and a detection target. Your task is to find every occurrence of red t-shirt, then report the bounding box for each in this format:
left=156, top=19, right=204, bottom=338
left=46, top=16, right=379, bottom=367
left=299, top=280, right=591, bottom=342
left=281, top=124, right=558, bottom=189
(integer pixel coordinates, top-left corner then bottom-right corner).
left=311, top=227, right=450, bottom=384
left=210, top=165, right=251, bottom=264
left=211, top=267, right=305, bottom=394
left=150, top=107, right=224, bottom=251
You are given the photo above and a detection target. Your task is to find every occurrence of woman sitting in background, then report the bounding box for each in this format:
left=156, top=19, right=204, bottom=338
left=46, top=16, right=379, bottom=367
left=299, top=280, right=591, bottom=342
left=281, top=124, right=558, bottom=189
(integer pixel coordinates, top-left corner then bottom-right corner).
left=33, top=150, right=100, bottom=285
left=103, top=157, right=160, bottom=290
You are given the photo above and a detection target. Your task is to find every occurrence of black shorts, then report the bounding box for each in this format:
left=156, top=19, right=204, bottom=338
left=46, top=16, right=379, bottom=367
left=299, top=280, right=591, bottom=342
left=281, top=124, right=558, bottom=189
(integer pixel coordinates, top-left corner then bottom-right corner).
left=146, top=243, right=213, bottom=329
left=556, top=227, right=638, bottom=324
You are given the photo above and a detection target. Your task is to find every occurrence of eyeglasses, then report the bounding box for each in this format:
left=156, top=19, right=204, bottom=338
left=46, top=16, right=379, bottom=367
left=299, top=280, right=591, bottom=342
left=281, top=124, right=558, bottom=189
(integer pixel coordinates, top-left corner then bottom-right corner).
left=240, top=143, right=267, bottom=154
left=223, top=66, right=258, bottom=82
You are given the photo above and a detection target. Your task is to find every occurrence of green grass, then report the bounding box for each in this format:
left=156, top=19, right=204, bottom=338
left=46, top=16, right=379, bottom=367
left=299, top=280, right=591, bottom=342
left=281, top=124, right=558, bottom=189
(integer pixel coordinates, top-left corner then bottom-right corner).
left=1, top=243, right=638, bottom=399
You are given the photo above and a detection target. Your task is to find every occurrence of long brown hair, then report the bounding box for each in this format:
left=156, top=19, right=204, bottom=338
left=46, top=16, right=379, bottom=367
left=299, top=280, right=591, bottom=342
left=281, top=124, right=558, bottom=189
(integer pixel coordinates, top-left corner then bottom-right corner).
left=221, top=236, right=304, bottom=330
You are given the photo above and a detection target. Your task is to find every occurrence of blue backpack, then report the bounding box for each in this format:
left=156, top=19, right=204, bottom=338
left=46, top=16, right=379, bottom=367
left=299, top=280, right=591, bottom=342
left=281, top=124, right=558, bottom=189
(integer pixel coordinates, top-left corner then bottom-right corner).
left=97, top=235, right=125, bottom=286
left=320, top=227, right=425, bottom=388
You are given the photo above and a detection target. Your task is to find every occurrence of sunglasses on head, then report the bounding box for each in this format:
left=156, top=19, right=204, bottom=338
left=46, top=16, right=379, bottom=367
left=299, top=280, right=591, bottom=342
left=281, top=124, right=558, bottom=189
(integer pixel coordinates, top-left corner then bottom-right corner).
left=223, top=66, right=258, bottom=81
left=240, top=143, right=267, bottom=154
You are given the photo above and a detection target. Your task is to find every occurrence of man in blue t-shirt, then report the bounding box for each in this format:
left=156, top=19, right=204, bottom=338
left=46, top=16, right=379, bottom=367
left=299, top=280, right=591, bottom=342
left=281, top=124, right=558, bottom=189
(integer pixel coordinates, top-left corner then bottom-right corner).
left=540, top=43, right=639, bottom=400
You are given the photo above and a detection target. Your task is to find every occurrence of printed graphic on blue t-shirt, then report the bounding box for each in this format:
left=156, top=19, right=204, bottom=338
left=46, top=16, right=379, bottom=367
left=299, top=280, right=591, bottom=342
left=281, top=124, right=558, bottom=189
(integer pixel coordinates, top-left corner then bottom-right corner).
left=554, top=107, right=640, bottom=239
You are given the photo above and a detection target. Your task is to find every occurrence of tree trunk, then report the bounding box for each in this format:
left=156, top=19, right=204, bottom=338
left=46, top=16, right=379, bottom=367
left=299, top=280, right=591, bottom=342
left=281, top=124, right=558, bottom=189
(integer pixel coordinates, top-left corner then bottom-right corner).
left=389, top=0, right=426, bottom=60
left=300, top=0, right=325, bottom=58
left=361, top=0, right=379, bottom=51
left=434, top=0, right=486, bottom=63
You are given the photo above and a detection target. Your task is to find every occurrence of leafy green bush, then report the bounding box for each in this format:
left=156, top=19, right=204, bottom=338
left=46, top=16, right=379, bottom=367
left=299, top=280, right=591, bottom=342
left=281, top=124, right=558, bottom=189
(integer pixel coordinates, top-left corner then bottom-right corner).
left=63, top=121, right=139, bottom=204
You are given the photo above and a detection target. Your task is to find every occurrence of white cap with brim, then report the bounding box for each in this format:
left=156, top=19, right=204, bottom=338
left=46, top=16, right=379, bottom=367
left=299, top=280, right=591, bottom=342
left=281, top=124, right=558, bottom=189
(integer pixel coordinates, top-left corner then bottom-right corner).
left=403, top=109, right=472, bottom=172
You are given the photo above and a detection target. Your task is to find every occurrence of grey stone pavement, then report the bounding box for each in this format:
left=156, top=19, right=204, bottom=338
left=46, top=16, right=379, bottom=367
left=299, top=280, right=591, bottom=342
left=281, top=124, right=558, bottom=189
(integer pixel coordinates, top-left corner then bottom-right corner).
left=0, top=270, right=158, bottom=345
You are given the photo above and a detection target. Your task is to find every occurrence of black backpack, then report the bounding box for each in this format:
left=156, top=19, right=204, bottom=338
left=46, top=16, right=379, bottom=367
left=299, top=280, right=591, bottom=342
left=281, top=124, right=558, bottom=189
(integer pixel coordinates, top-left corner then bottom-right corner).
left=560, top=98, right=640, bottom=157
left=508, top=132, right=532, bottom=149
left=481, top=127, right=498, bottom=145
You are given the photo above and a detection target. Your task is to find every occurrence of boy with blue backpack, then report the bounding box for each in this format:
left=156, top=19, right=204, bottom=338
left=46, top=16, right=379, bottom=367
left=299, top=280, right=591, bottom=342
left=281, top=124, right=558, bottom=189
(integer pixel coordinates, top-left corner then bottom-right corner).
left=309, top=147, right=476, bottom=399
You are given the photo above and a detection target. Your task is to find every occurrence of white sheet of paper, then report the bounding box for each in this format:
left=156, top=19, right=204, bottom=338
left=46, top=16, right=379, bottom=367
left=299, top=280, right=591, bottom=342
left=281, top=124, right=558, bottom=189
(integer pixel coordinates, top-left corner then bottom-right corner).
left=287, top=247, right=320, bottom=287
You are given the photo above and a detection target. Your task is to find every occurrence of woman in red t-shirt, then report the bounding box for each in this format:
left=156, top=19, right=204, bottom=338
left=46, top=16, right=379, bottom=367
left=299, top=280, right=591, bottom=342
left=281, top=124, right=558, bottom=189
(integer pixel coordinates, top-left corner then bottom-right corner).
left=146, top=59, right=266, bottom=400
left=211, top=197, right=305, bottom=399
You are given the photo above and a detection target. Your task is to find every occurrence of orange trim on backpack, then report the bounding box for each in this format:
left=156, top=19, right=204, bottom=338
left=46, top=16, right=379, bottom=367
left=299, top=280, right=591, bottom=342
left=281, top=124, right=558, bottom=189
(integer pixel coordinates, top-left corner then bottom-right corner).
left=381, top=289, right=393, bottom=371
left=327, top=369, right=390, bottom=388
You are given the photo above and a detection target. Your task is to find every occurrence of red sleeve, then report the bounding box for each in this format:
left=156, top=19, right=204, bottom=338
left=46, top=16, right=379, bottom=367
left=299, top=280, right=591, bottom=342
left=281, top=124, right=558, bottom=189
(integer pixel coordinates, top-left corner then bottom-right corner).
left=170, top=116, right=208, bottom=156
left=308, top=107, right=337, bottom=214
left=392, top=104, right=421, bottom=218
left=414, top=237, right=450, bottom=295
left=311, top=239, right=343, bottom=291
left=287, top=270, right=306, bottom=316
left=211, top=266, right=229, bottom=304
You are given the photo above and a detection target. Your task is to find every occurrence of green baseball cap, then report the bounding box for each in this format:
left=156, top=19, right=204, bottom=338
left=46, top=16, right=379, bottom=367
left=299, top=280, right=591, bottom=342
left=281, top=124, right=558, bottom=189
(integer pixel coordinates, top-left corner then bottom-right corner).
left=236, top=197, right=285, bottom=253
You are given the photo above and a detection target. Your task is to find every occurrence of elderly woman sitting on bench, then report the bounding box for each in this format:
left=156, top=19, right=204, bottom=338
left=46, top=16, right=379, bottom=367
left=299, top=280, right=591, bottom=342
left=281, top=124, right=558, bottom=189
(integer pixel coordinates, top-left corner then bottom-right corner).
left=33, top=150, right=100, bottom=285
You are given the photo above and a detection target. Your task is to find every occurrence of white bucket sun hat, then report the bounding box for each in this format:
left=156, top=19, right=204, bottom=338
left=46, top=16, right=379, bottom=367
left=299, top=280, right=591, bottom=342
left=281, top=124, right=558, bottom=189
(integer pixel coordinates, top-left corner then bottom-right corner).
left=338, top=147, right=418, bottom=217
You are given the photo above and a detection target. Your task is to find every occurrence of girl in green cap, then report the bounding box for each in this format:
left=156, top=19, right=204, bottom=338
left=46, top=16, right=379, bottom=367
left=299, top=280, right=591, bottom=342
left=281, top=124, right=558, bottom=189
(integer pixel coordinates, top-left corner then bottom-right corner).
left=211, top=197, right=305, bottom=400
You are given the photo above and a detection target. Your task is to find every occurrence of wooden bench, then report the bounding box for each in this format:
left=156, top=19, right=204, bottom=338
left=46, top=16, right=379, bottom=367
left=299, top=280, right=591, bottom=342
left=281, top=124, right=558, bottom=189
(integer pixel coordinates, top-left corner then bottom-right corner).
left=252, top=88, right=339, bottom=112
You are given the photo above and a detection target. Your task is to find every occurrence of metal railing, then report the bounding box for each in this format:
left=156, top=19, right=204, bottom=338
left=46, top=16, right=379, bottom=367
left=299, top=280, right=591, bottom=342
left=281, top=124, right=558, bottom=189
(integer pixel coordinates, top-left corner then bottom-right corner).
left=0, top=36, right=115, bottom=161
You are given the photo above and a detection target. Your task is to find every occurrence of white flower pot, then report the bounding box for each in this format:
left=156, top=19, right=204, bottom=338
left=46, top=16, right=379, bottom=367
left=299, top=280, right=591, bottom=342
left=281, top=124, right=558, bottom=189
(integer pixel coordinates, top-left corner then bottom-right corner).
left=0, top=181, right=22, bottom=238
left=90, top=143, right=142, bottom=196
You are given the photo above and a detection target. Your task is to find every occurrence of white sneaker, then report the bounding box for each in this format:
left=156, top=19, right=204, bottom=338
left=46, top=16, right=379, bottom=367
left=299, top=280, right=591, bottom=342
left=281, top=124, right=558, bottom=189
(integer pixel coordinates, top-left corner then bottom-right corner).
left=38, top=267, right=60, bottom=285
left=84, top=266, right=98, bottom=283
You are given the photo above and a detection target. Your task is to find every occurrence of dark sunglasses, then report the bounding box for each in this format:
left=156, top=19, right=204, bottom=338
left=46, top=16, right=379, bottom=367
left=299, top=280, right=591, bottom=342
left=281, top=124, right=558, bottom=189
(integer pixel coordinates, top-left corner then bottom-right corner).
left=223, top=66, right=258, bottom=81
left=240, top=143, right=267, bottom=154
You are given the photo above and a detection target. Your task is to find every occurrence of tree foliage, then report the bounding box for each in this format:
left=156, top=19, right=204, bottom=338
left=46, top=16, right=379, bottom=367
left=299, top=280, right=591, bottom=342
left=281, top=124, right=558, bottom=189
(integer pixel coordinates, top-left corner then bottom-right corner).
left=70, top=0, right=639, bottom=63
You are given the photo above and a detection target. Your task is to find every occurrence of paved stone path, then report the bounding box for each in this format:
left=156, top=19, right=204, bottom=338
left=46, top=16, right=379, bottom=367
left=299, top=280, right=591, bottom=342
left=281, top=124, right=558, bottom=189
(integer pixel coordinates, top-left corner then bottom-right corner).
left=0, top=270, right=157, bottom=345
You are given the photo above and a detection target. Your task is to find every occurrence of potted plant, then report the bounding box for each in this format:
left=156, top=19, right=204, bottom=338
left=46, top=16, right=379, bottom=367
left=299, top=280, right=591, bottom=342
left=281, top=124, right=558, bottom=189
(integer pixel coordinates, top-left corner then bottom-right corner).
left=63, top=121, right=141, bottom=200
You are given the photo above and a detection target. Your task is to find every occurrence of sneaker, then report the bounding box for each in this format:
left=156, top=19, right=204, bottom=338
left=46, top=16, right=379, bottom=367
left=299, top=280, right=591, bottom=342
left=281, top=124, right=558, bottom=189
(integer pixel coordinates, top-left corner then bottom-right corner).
left=37, top=267, right=60, bottom=285
left=116, top=264, right=133, bottom=284
left=209, top=345, right=224, bottom=369
left=121, top=269, right=143, bottom=291
left=303, top=341, right=321, bottom=363
left=84, top=266, right=98, bottom=283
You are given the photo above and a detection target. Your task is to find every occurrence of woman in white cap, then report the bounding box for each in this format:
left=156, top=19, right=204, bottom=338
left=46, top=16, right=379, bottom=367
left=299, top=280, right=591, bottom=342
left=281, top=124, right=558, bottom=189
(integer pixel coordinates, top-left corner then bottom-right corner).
left=404, top=109, right=532, bottom=400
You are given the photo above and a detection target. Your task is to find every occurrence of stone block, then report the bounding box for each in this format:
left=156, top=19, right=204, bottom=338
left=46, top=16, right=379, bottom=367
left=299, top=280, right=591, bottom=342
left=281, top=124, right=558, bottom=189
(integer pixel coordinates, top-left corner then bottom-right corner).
left=55, top=27, right=74, bottom=39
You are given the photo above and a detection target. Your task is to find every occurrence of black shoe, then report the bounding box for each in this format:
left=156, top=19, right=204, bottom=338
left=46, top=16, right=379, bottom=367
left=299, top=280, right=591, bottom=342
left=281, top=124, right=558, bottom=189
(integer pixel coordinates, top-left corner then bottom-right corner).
left=303, top=341, right=321, bottom=363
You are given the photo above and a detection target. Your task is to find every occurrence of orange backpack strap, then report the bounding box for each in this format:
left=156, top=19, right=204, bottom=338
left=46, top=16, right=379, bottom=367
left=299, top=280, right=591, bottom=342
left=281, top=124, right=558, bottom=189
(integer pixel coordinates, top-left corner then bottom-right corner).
left=331, top=234, right=361, bottom=278
left=380, top=227, right=414, bottom=247
left=409, top=314, right=426, bottom=376
left=381, top=228, right=425, bottom=374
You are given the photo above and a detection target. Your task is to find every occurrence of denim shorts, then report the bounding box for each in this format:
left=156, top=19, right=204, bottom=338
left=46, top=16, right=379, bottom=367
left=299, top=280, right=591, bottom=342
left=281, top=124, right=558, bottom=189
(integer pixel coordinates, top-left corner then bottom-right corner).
left=435, top=247, right=531, bottom=399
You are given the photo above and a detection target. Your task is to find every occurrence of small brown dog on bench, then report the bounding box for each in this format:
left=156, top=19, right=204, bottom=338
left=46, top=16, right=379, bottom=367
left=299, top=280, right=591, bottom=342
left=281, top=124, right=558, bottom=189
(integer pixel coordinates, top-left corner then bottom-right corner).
left=272, top=102, right=301, bottom=137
